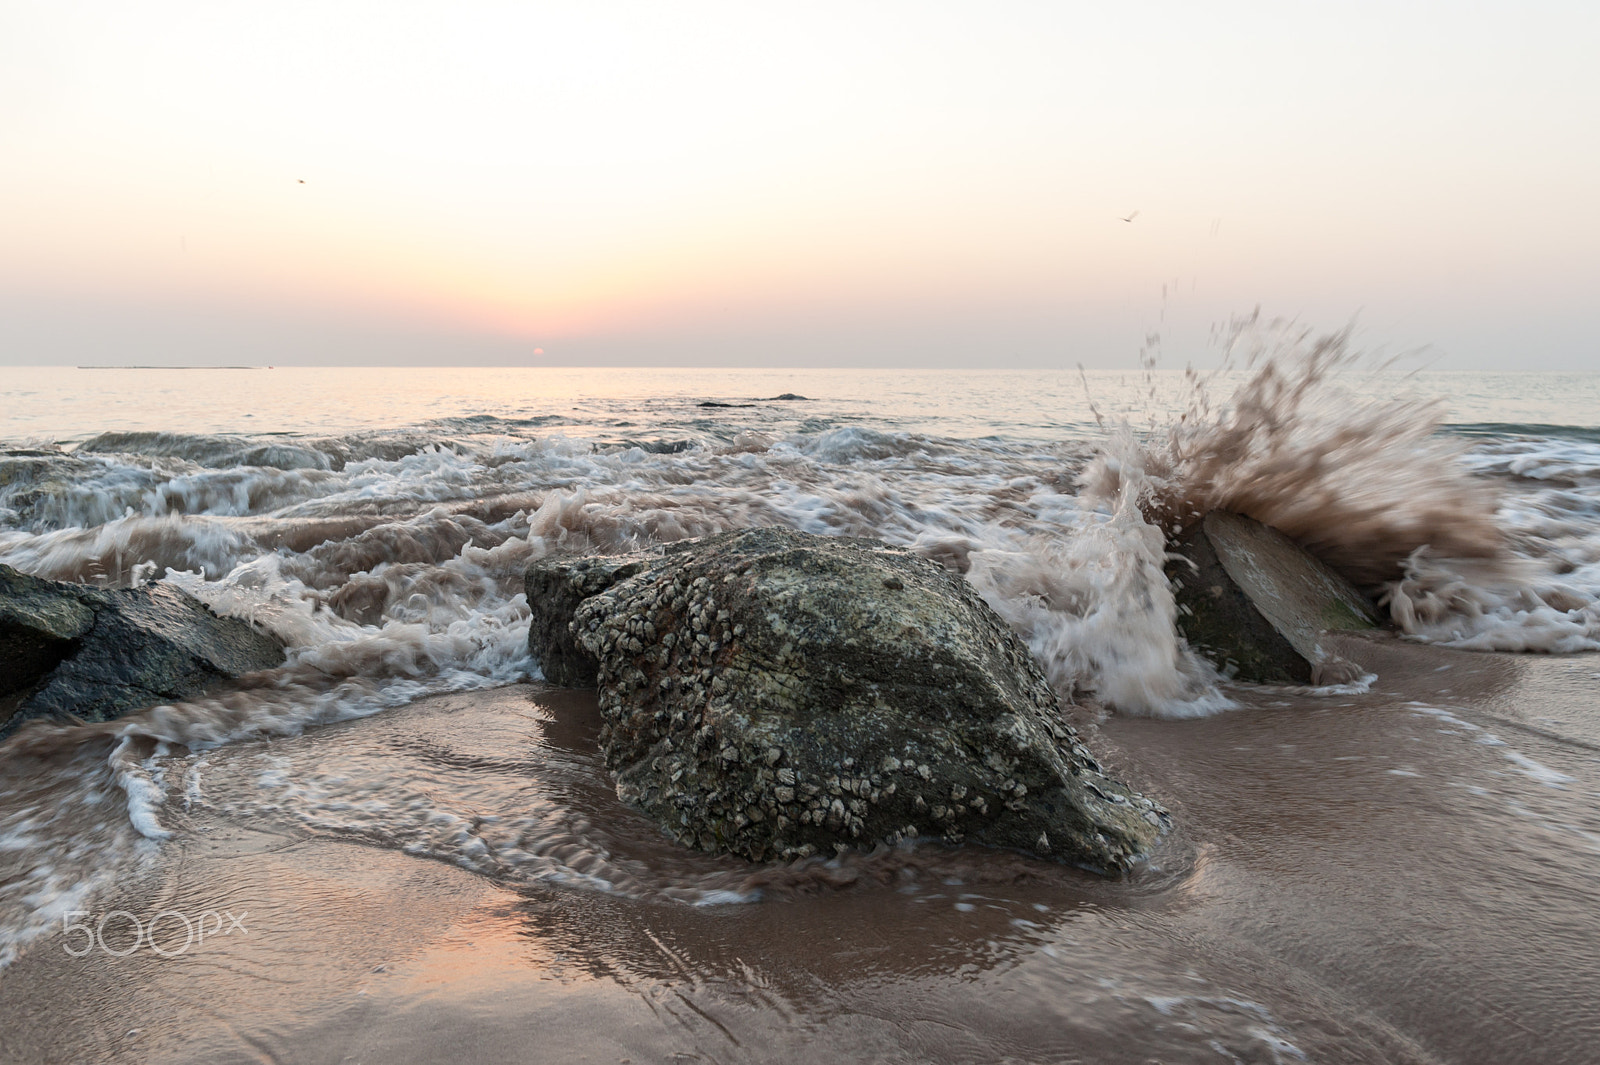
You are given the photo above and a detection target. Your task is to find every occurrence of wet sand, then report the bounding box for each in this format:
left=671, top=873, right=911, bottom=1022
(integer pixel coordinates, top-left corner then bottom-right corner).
left=2, top=636, right=1596, bottom=1064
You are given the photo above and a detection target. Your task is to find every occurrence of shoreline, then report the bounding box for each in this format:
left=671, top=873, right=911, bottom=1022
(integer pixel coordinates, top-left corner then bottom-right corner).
left=2, top=640, right=1596, bottom=1063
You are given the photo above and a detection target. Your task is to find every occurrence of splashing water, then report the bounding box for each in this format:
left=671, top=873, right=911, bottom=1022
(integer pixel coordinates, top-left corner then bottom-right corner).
left=2, top=345, right=1595, bottom=733
left=1141, top=316, right=1507, bottom=587
left=0, top=353, right=1598, bottom=967
left=1082, top=315, right=1600, bottom=658
left=970, top=427, right=1235, bottom=718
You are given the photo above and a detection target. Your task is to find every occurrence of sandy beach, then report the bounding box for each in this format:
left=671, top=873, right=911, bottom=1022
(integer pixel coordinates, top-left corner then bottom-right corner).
left=3, top=628, right=1595, bottom=1064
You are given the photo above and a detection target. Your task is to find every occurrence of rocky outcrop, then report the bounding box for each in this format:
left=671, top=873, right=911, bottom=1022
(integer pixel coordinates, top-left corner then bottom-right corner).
left=1166, top=511, right=1378, bottom=684
left=0, top=564, right=286, bottom=736
left=529, top=528, right=1166, bottom=873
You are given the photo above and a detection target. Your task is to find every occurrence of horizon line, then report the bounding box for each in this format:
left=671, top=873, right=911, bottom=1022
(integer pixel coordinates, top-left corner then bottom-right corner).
left=29, top=363, right=1592, bottom=373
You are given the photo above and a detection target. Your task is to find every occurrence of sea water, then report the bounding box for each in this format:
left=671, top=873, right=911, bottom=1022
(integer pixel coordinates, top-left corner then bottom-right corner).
left=1, top=335, right=1597, bottom=1063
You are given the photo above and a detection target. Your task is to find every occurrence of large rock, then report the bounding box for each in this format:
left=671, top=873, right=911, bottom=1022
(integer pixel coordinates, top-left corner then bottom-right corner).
left=1166, top=511, right=1378, bottom=685
left=0, top=564, right=286, bottom=736
left=525, top=554, right=653, bottom=687
left=531, top=528, right=1165, bottom=873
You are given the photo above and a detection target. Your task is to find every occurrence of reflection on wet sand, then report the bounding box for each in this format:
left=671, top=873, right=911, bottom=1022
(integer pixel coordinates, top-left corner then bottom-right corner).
left=13, top=649, right=1596, bottom=1063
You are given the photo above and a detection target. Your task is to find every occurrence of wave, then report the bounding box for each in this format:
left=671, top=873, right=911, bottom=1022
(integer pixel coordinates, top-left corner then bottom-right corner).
left=0, top=335, right=1595, bottom=758
left=1, top=346, right=1598, bottom=979
left=1093, top=315, right=1600, bottom=657
left=78, top=431, right=339, bottom=471
left=1446, top=423, right=1600, bottom=443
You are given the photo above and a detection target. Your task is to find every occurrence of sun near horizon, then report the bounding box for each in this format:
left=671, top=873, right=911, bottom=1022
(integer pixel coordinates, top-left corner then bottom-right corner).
left=2, top=1, right=1597, bottom=370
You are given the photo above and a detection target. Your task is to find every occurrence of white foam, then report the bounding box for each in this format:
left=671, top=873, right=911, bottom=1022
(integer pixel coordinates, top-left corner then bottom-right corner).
left=970, top=431, right=1236, bottom=717
left=0, top=349, right=1595, bottom=947
left=1409, top=706, right=1577, bottom=789
left=1139, top=994, right=1307, bottom=1062
left=1500, top=749, right=1575, bottom=788
left=108, top=736, right=171, bottom=841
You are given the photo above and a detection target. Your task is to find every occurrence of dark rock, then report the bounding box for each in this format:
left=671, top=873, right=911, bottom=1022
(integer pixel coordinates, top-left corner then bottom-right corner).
left=525, top=554, right=653, bottom=686
left=0, top=564, right=286, bottom=736
left=0, top=574, right=96, bottom=711
left=539, top=527, right=1164, bottom=872
left=697, top=394, right=810, bottom=406
left=603, top=440, right=695, bottom=455
left=1166, top=511, right=1378, bottom=685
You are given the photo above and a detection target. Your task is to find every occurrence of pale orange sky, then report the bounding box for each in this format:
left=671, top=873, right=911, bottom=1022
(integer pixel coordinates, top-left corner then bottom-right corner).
left=2, top=1, right=1596, bottom=368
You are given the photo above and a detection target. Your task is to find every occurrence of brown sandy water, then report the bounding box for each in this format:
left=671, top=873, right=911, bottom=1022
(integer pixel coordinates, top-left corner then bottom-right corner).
left=2, top=636, right=1596, bottom=1065
left=3, top=357, right=1597, bottom=1062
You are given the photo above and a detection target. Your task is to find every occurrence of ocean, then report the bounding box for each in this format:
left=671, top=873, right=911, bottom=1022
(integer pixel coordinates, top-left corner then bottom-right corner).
left=1, top=343, right=1598, bottom=1063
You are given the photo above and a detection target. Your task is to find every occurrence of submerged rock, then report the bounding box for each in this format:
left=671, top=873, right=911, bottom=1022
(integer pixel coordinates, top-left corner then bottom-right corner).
left=0, top=564, right=285, bottom=736
left=1166, top=511, right=1378, bottom=684
left=531, top=528, right=1165, bottom=872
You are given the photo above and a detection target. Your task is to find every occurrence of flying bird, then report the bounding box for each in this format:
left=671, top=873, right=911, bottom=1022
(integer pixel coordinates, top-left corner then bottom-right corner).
left=1120, top=211, right=1139, bottom=223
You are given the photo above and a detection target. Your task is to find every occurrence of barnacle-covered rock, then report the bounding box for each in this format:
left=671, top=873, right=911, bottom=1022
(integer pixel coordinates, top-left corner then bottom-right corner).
left=533, top=527, right=1165, bottom=872
left=525, top=553, right=654, bottom=686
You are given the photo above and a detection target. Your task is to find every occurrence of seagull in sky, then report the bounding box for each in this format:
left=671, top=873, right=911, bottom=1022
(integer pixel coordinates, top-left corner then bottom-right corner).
left=1120, top=211, right=1139, bottom=222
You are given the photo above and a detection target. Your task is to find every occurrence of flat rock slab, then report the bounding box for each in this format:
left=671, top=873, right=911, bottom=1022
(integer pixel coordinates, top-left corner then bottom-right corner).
left=0, top=564, right=286, bottom=735
left=1166, top=511, right=1378, bottom=685
left=532, top=528, right=1166, bottom=873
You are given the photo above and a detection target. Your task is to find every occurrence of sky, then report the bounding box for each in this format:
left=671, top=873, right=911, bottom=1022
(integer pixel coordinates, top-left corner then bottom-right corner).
left=1, top=0, right=1596, bottom=369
